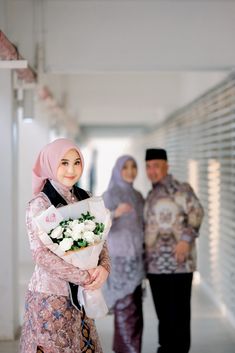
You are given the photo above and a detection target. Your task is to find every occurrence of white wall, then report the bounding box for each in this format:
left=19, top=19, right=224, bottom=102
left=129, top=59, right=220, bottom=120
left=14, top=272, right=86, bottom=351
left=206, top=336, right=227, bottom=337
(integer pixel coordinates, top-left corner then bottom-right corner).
left=4, top=0, right=35, bottom=65
left=127, top=72, right=228, bottom=197
left=128, top=74, right=235, bottom=328
left=0, top=70, right=19, bottom=339
left=81, top=137, right=133, bottom=195
left=0, top=1, right=7, bottom=33
left=18, top=100, right=50, bottom=265
left=178, top=72, right=228, bottom=108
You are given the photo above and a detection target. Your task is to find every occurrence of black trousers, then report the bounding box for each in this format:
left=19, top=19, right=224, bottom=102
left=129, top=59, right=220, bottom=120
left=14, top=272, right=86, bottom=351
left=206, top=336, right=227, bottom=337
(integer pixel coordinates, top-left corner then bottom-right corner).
left=148, top=273, right=193, bottom=353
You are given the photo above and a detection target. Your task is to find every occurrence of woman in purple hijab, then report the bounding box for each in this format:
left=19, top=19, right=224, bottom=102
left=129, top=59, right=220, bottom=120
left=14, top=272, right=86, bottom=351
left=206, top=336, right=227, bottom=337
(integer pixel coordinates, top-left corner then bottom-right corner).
left=103, top=155, right=145, bottom=353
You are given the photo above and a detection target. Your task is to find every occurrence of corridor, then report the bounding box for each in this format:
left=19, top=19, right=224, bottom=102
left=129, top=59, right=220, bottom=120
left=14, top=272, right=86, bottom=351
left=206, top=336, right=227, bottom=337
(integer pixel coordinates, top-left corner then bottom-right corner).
left=1, top=0, right=235, bottom=352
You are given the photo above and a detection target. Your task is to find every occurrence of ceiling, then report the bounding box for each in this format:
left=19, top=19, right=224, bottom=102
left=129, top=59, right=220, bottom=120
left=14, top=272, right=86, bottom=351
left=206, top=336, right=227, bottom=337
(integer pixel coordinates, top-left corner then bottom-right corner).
left=47, top=71, right=227, bottom=131
left=1, top=0, right=233, bottom=132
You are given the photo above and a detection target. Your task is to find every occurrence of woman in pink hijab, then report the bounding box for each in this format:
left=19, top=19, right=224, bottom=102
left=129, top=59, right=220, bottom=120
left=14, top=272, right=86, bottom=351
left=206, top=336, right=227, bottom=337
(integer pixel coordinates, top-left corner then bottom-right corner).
left=19, top=138, right=110, bottom=353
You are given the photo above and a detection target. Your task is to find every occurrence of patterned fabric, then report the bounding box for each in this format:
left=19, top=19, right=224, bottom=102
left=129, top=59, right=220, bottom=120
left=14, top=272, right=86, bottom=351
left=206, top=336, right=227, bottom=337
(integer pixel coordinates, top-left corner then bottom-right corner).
left=144, top=174, right=204, bottom=274
left=25, top=191, right=110, bottom=296
left=80, top=310, right=96, bottom=353
left=19, top=291, right=102, bottom=353
left=113, top=285, right=143, bottom=353
left=19, top=185, right=110, bottom=352
left=106, top=256, right=144, bottom=292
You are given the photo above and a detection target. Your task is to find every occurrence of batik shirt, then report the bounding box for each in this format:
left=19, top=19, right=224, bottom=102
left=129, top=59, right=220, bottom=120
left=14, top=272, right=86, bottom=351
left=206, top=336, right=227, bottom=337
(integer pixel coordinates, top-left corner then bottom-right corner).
left=26, top=184, right=110, bottom=296
left=144, top=174, right=204, bottom=274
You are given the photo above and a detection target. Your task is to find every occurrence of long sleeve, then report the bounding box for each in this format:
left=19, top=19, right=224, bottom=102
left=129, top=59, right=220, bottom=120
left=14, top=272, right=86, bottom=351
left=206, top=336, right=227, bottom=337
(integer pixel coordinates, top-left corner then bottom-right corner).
left=103, top=189, right=119, bottom=213
left=98, top=241, right=111, bottom=273
left=26, top=194, right=90, bottom=286
left=103, top=189, right=121, bottom=222
left=180, top=183, right=204, bottom=243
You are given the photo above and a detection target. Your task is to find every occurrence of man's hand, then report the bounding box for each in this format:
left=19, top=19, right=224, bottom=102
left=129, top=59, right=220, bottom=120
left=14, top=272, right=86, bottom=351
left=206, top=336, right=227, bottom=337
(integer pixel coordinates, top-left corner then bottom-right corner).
left=174, top=240, right=190, bottom=264
left=83, top=265, right=109, bottom=290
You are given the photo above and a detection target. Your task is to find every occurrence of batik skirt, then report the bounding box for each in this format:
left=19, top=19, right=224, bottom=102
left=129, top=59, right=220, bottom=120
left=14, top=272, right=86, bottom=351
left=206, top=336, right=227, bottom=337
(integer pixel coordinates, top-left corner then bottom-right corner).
left=113, top=284, right=143, bottom=353
left=19, top=290, right=103, bottom=353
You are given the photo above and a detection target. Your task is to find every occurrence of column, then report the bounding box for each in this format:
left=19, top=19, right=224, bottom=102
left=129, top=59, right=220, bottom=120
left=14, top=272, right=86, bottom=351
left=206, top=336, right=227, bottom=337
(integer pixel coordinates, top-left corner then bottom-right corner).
left=0, top=69, right=19, bottom=339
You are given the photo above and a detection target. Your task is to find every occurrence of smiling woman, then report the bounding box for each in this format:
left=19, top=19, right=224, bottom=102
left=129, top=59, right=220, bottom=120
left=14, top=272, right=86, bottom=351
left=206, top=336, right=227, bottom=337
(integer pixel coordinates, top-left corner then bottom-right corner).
left=57, top=149, right=83, bottom=187
left=19, top=138, right=111, bottom=353
left=102, top=155, right=145, bottom=353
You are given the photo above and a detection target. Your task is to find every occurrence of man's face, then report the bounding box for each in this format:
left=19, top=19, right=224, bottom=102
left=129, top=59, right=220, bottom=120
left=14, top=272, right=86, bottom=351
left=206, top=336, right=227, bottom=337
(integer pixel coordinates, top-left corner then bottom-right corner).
left=146, top=159, right=168, bottom=184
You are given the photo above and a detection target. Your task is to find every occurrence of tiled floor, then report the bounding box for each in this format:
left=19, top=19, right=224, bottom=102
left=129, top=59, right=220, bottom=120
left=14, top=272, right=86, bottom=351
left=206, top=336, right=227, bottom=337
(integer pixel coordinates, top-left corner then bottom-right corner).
left=1, top=280, right=235, bottom=353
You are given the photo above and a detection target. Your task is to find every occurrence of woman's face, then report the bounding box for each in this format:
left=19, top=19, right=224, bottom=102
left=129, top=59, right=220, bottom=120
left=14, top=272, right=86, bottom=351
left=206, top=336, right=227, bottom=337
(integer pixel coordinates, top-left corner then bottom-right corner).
left=57, top=149, right=82, bottom=187
left=121, top=159, right=137, bottom=184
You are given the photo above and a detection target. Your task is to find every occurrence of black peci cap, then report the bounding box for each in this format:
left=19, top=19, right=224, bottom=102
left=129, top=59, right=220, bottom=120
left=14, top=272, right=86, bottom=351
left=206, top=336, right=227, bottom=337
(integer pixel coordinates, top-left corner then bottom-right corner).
left=145, top=148, right=168, bottom=161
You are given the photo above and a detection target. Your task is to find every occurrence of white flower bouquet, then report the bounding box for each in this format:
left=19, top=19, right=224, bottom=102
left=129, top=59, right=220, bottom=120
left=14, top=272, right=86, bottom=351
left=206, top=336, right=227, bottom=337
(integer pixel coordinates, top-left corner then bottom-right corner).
left=35, top=196, right=111, bottom=318
left=50, top=211, right=104, bottom=248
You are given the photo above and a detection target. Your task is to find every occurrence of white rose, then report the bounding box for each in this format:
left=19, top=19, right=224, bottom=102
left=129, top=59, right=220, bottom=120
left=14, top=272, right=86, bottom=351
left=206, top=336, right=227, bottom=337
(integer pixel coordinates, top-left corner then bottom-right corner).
left=72, top=222, right=85, bottom=233
left=50, top=226, right=63, bottom=239
left=82, top=230, right=96, bottom=244
left=70, top=219, right=79, bottom=227
left=84, top=220, right=96, bottom=232
left=58, top=237, right=73, bottom=252
left=69, top=223, right=85, bottom=241
left=64, top=228, right=73, bottom=238
left=70, top=229, right=81, bottom=241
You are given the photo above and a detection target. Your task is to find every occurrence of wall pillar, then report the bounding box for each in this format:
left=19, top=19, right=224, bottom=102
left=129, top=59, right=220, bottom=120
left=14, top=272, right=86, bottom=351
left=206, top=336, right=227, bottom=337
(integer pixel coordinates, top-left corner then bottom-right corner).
left=0, top=69, right=19, bottom=339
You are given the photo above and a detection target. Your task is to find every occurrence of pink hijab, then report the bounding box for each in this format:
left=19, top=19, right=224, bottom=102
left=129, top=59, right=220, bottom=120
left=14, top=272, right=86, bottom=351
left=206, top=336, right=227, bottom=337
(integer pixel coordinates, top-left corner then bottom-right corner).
left=32, top=138, right=84, bottom=196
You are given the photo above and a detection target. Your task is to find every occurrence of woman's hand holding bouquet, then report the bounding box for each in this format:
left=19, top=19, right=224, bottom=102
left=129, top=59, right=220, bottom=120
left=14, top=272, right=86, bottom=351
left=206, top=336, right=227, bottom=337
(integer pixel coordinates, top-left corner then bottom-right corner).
left=35, top=196, right=111, bottom=318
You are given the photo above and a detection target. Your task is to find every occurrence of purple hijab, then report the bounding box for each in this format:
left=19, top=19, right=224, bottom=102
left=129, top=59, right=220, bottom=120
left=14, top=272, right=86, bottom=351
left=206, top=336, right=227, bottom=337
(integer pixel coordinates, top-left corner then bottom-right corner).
left=107, top=155, right=136, bottom=190
left=102, top=155, right=145, bottom=308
